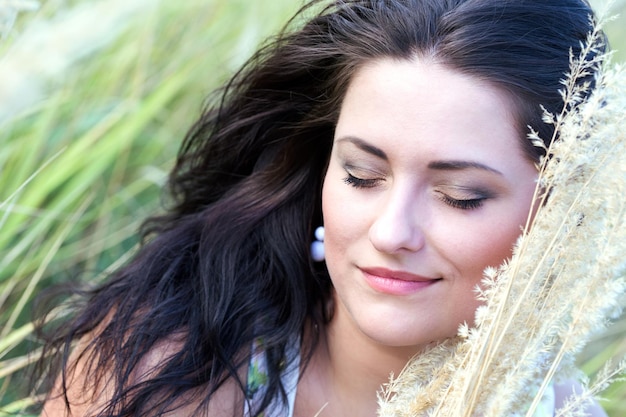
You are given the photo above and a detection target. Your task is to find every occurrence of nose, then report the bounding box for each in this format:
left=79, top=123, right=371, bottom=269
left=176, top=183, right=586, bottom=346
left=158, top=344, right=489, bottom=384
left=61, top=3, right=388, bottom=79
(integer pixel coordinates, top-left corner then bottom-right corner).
left=368, top=187, right=426, bottom=254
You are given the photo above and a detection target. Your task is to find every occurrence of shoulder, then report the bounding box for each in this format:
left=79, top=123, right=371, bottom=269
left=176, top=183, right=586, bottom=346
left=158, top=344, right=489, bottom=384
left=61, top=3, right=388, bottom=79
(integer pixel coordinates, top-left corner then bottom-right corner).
left=41, top=332, right=246, bottom=417
left=553, top=380, right=608, bottom=417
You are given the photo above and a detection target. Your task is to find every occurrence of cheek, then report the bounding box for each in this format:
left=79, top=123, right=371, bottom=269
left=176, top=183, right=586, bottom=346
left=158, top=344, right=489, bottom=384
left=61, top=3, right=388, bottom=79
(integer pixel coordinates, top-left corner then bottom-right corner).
left=321, top=172, right=369, bottom=277
left=321, top=180, right=350, bottom=259
left=440, top=217, right=525, bottom=330
left=451, top=215, right=526, bottom=282
left=321, top=184, right=347, bottom=289
left=478, top=228, right=518, bottom=267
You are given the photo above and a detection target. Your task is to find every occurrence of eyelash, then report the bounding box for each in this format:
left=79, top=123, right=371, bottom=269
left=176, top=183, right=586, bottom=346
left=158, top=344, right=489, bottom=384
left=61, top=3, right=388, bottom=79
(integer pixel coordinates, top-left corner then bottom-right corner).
left=344, top=172, right=488, bottom=210
left=343, top=173, right=380, bottom=189
left=438, top=194, right=486, bottom=210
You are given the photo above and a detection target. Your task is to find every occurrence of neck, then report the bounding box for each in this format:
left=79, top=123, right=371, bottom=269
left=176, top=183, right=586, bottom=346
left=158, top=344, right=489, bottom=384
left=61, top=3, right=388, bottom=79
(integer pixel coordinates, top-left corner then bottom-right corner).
left=296, top=302, right=419, bottom=417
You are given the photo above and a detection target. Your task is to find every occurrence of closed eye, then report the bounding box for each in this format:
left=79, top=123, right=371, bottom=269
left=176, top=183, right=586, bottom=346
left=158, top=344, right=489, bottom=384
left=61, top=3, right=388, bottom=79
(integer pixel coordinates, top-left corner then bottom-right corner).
left=437, top=193, right=487, bottom=210
left=343, top=173, right=381, bottom=189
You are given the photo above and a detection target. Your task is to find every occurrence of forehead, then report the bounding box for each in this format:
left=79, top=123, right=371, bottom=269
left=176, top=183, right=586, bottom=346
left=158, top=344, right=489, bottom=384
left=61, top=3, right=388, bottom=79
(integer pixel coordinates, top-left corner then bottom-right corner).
left=336, top=57, right=524, bottom=153
left=333, top=57, right=533, bottom=171
left=341, top=57, right=517, bottom=124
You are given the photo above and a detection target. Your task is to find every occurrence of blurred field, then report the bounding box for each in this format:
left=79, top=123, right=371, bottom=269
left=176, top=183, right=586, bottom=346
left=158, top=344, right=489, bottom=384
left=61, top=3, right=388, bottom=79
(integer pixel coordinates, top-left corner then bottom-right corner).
left=0, top=0, right=302, bottom=413
left=0, top=0, right=624, bottom=415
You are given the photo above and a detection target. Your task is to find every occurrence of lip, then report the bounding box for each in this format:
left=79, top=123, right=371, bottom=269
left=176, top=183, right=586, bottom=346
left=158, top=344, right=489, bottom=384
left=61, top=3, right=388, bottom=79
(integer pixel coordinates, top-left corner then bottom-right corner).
left=360, top=267, right=441, bottom=295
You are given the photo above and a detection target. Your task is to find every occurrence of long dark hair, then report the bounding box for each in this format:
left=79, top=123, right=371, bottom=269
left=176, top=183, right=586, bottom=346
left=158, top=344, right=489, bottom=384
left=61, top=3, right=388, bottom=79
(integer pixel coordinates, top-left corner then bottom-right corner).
left=37, top=0, right=601, bottom=416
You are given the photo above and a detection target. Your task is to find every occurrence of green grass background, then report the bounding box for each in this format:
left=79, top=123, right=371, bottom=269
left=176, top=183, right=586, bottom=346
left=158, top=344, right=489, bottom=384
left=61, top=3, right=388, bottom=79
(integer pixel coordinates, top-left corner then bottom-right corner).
left=0, top=0, right=624, bottom=415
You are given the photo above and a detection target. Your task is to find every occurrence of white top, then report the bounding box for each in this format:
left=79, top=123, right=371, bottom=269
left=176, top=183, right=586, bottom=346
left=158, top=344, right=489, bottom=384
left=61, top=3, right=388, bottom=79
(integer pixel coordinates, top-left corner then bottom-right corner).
left=244, top=338, right=300, bottom=417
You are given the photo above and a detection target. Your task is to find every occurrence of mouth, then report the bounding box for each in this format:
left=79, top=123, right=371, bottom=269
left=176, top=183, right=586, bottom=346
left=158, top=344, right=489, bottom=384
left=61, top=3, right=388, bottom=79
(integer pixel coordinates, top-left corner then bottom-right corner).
left=360, top=267, right=442, bottom=295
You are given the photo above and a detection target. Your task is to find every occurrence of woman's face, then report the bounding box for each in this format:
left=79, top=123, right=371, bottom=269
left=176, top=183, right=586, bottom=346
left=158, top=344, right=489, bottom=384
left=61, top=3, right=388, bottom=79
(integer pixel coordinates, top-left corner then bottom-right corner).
left=321, top=58, right=538, bottom=350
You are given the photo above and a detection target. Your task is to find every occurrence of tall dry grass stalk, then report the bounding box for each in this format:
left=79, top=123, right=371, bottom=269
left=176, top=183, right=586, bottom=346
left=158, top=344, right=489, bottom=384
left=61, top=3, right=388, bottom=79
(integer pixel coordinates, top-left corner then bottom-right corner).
left=378, top=18, right=626, bottom=417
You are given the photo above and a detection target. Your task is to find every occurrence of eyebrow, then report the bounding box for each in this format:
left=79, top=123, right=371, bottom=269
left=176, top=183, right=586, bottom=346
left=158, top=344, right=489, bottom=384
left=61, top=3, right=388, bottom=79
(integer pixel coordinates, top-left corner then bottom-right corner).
left=337, top=136, right=388, bottom=159
left=427, top=160, right=503, bottom=176
left=336, top=136, right=503, bottom=176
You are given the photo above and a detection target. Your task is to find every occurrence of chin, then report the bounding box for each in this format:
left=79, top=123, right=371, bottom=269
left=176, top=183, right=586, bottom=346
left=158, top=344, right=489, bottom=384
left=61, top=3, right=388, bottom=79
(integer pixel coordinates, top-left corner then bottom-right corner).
left=361, top=322, right=454, bottom=351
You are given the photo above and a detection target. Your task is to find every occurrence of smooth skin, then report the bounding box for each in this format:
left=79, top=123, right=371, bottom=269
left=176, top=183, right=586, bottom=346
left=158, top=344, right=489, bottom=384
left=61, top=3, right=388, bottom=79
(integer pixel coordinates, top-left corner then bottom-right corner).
left=323, top=57, right=538, bottom=351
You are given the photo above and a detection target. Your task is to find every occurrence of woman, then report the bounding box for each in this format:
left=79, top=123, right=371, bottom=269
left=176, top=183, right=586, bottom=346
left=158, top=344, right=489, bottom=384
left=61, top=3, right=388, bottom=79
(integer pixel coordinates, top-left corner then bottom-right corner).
left=40, top=0, right=608, bottom=416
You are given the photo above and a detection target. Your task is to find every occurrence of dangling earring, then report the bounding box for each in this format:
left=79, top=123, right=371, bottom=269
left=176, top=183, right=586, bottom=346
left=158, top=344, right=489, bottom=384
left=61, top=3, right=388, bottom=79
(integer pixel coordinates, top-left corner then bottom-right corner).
left=310, top=226, right=325, bottom=262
